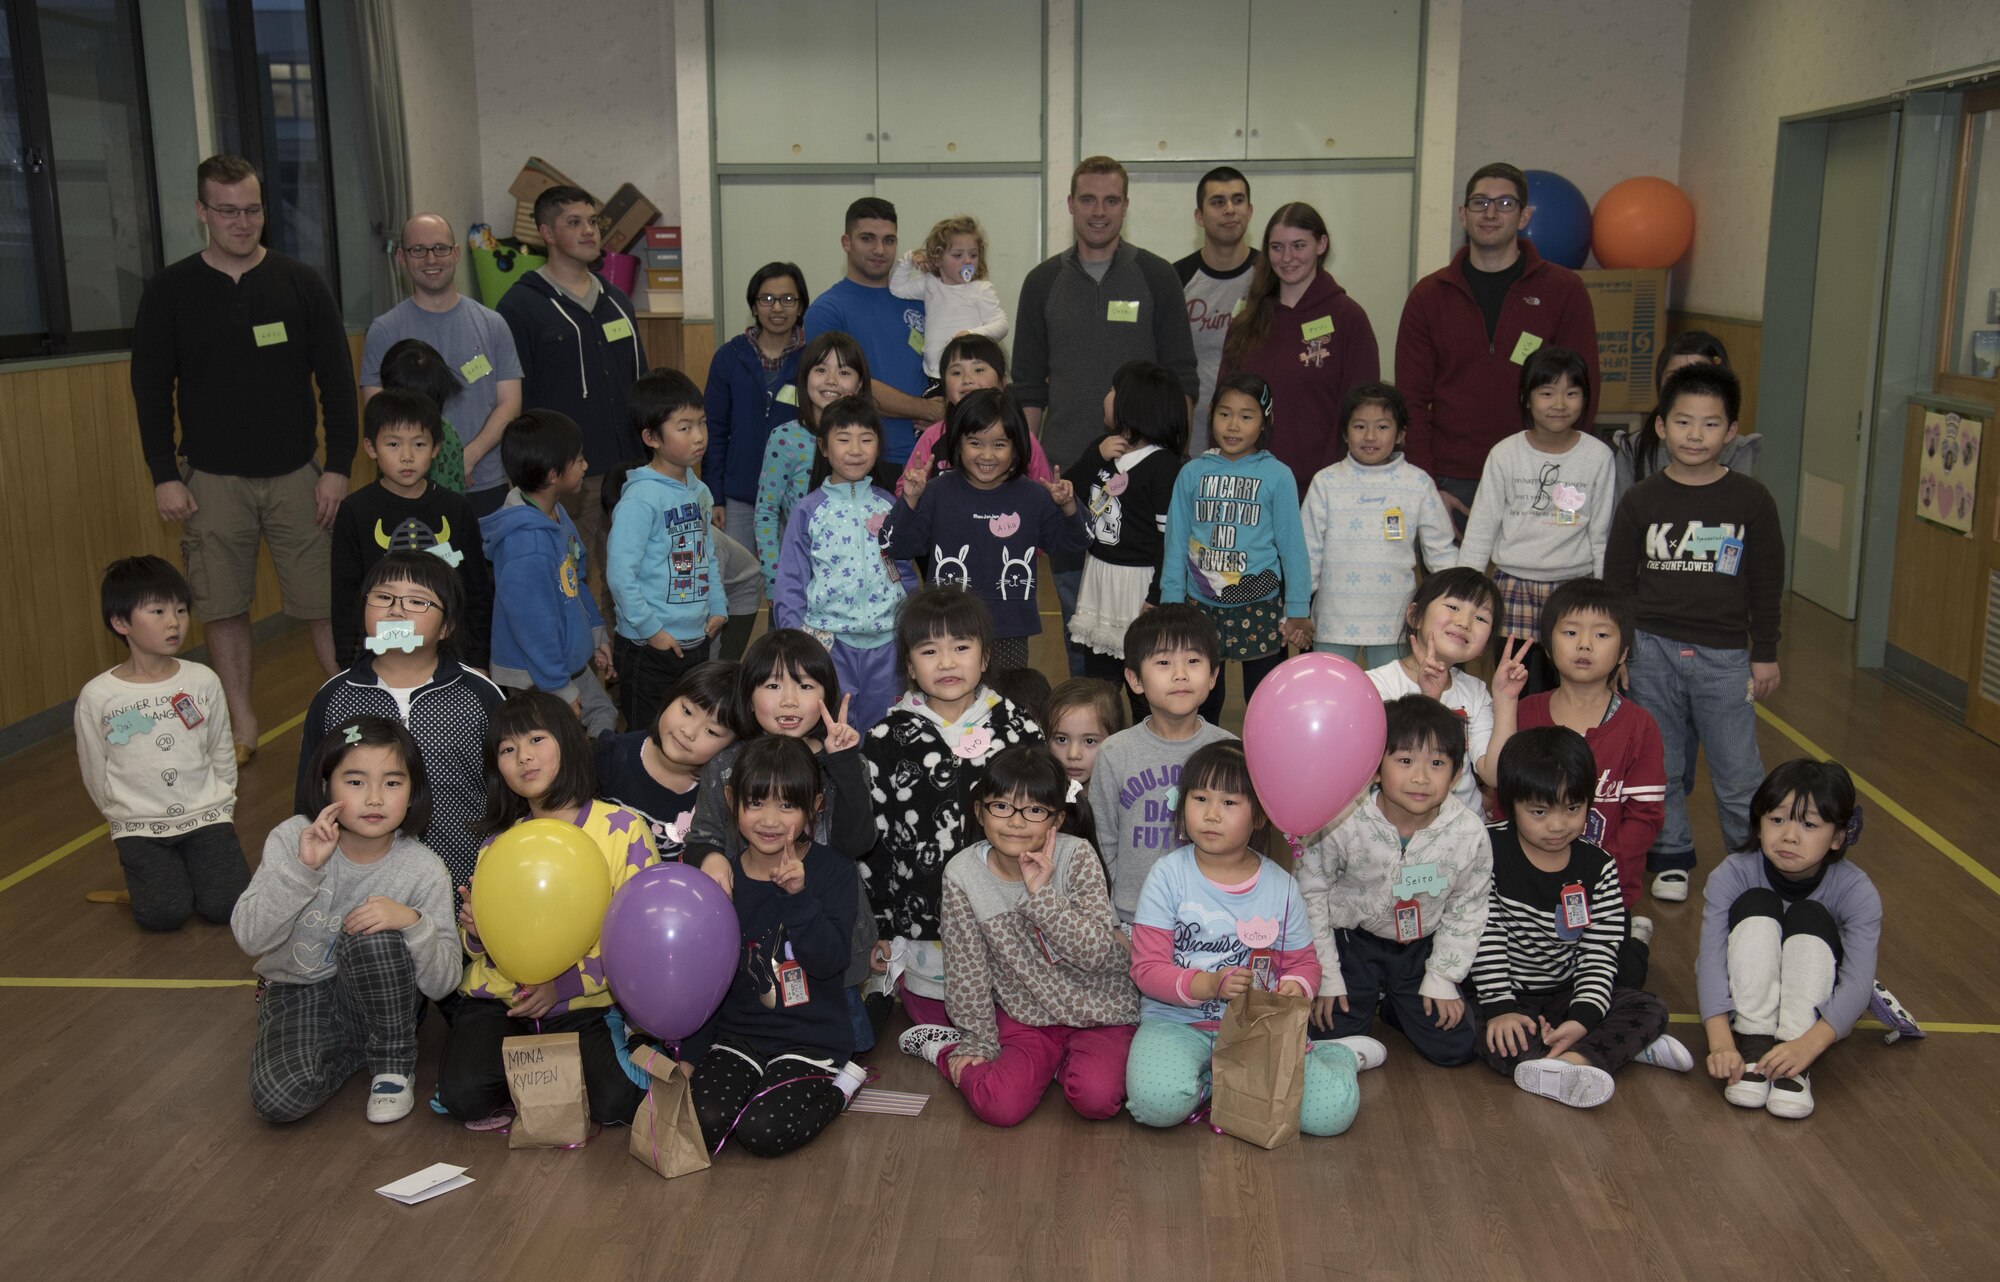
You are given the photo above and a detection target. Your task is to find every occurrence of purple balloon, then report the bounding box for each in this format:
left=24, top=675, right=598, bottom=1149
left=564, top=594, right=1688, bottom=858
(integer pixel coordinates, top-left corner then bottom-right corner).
left=601, top=862, right=740, bottom=1041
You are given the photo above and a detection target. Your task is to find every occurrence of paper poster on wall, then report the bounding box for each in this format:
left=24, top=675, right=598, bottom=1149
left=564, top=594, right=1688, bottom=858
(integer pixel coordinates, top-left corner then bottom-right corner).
left=1917, top=410, right=1982, bottom=535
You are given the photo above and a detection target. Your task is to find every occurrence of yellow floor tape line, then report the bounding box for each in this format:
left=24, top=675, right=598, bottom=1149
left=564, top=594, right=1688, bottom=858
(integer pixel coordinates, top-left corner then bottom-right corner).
left=1755, top=705, right=2000, bottom=898
left=0, top=710, right=308, bottom=896
left=0, top=977, right=257, bottom=988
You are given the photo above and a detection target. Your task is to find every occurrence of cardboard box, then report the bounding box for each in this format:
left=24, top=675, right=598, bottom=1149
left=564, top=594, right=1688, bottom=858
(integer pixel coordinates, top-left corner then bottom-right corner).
left=507, top=157, right=577, bottom=206
left=597, top=183, right=660, bottom=255
left=645, top=248, right=683, bottom=269
left=644, top=225, right=682, bottom=250
left=646, top=268, right=684, bottom=291
left=1580, top=269, right=1668, bottom=413
left=511, top=201, right=544, bottom=248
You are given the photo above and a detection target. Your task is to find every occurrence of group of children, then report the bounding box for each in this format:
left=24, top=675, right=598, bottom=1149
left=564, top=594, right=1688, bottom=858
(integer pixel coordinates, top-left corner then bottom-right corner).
left=71, top=224, right=1883, bottom=1148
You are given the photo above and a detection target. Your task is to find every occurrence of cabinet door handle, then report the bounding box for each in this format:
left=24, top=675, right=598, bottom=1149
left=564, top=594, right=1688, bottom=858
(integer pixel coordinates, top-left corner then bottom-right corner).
left=866, top=132, right=876, bottom=141
left=880, top=132, right=891, bottom=141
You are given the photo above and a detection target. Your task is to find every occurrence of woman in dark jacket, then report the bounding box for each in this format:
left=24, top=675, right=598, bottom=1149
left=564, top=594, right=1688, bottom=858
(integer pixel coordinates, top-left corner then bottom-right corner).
left=705, top=261, right=810, bottom=553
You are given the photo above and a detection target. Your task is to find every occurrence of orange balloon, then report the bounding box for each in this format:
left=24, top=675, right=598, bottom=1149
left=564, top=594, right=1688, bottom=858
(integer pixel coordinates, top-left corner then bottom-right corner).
left=1591, top=177, right=1694, bottom=270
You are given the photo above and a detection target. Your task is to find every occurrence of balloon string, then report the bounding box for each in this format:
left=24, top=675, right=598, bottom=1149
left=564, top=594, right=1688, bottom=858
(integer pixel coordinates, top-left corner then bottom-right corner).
left=709, top=1073, right=836, bottom=1157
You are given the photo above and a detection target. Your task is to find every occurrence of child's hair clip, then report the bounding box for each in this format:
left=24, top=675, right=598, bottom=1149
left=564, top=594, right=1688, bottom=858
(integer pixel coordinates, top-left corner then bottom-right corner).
left=343, top=724, right=364, bottom=746
left=1066, top=777, right=1084, bottom=805
left=1843, top=804, right=1864, bottom=849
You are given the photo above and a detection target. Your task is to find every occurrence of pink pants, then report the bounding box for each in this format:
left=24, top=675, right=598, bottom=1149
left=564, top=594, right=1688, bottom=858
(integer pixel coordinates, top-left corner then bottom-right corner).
left=938, top=1007, right=1138, bottom=1128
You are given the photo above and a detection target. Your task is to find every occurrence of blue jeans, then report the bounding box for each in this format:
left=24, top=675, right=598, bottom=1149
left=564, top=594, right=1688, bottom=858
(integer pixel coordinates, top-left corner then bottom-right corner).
left=1624, top=631, right=1763, bottom=870
left=1054, top=566, right=1085, bottom=677
left=1315, top=641, right=1404, bottom=671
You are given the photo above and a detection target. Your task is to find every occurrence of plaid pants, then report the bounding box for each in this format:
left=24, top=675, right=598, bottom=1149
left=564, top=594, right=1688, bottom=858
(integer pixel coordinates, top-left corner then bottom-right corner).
left=249, top=931, right=423, bottom=1123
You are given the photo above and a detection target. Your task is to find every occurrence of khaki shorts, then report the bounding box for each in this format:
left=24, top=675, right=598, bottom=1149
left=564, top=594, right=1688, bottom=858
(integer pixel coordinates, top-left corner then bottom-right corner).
left=181, top=464, right=332, bottom=621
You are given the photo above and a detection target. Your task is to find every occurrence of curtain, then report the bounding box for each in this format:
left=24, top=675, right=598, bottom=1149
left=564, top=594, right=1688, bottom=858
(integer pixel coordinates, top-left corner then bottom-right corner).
left=349, top=0, right=410, bottom=312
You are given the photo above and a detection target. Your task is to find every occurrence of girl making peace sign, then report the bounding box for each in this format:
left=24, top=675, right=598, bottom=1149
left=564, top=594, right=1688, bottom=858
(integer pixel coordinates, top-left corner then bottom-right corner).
left=1365, top=568, right=1526, bottom=815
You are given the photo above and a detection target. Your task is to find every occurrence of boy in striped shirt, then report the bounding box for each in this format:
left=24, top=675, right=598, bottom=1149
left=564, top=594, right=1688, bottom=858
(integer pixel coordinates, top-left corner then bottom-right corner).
left=1470, top=726, right=1688, bottom=1108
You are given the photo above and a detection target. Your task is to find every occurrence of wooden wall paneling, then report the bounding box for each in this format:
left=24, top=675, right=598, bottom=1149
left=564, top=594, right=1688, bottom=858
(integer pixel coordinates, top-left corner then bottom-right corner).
left=635, top=316, right=683, bottom=376
left=1887, top=402, right=1979, bottom=681
left=0, top=333, right=371, bottom=731
left=681, top=322, right=716, bottom=392
left=1667, top=312, right=1763, bottom=436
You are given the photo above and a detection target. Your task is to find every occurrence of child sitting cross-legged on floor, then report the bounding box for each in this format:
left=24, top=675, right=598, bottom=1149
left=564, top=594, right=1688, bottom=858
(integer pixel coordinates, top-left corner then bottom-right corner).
left=1469, top=726, right=1692, bottom=1109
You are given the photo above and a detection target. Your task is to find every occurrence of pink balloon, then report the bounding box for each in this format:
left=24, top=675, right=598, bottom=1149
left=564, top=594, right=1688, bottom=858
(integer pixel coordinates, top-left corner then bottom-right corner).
left=1243, top=653, right=1387, bottom=835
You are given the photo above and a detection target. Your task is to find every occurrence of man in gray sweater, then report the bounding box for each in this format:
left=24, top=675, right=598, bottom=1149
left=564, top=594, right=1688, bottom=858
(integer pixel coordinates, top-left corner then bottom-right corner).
left=1011, top=156, right=1201, bottom=672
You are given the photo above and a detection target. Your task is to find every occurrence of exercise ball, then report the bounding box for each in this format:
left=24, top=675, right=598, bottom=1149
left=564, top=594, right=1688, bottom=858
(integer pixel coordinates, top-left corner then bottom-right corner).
left=1592, top=177, right=1695, bottom=269
left=1519, top=170, right=1592, bottom=269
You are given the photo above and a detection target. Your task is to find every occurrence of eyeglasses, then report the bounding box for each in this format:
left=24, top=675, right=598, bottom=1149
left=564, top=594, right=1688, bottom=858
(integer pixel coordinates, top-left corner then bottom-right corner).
left=201, top=202, right=265, bottom=220
left=1464, top=195, right=1523, bottom=214
left=365, top=591, right=440, bottom=615
left=757, top=293, right=801, bottom=308
left=984, top=799, right=1055, bottom=822
left=401, top=243, right=457, bottom=259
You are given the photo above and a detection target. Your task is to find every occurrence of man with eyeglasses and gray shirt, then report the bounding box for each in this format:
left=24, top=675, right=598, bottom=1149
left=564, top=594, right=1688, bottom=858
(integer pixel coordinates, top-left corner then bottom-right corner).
left=1395, top=161, right=1599, bottom=532
left=361, top=212, right=524, bottom=516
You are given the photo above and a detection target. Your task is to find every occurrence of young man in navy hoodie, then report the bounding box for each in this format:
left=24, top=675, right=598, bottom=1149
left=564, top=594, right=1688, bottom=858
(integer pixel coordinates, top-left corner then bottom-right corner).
left=498, top=185, right=648, bottom=623
left=478, top=409, right=617, bottom=735
left=1394, top=161, right=1600, bottom=532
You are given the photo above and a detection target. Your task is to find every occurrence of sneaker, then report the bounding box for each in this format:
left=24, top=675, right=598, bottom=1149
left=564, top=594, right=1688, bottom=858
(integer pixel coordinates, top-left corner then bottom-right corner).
left=1869, top=983, right=1925, bottom=1043
left=897, top=1023, right=959, bottom=1067
left=367, top=1074, right=414, bottom=1124
left=1651, top=871, right=1690, bottom=903
left=1723, top=1065, right=1771, bottom=1109
left=1632, top=1034, right=1694, bottom=1072
left=1324, top=1035, right=1388, bottom=1072
left=1766, top=1072, right=1815, bottom=1119
left=1513, top=1059, right=1616, bottom=1109
left=1630, top=915, right=1655, bottom=946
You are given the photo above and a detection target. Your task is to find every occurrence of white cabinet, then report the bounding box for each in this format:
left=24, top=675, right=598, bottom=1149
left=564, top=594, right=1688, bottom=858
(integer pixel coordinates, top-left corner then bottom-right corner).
left=715, top=0, right=1044, bottom=165
left=713, top=0, right=882, bottom=165
left=1246, top=1, right=1421, bottom=160
left=1079, top=0, right=1250, bottom=162
left=876, top=0, right=1043, bottom=163
left=1077, top=0, right=1422, bottom=163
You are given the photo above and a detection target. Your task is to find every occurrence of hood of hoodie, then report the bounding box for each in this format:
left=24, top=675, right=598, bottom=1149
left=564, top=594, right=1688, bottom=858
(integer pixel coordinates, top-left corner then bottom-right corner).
left=622, top=463, right=704, bottom=507
left=887, top=685, right=999, bottom=743
left=1278, top=268, right=1350, bottom=315
left=479, top=488, right=573, bottom=560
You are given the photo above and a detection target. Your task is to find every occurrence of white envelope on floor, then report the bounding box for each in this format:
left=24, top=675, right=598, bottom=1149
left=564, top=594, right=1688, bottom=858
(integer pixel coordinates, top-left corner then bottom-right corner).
left=376, top=1163, right=473, bottom=1205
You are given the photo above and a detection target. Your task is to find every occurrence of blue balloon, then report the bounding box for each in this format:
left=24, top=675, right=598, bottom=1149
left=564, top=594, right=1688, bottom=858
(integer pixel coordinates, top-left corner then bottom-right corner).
left=1519, top=170, right=1592, bottom=269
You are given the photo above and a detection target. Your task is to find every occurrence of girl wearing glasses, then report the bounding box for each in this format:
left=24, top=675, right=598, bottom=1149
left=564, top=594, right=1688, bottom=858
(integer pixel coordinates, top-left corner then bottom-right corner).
left=295, top=550, right=505, bottom=889
left=706, top=262, right=811, bottom=558
left=900, top=746, right=1137, bottom=1127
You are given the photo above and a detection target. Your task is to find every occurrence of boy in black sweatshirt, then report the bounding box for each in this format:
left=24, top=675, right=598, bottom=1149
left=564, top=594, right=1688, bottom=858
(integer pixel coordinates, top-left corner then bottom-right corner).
left=1604, top=366, right=1782, bottom=904
left=331, top=390, right=490, bottom=665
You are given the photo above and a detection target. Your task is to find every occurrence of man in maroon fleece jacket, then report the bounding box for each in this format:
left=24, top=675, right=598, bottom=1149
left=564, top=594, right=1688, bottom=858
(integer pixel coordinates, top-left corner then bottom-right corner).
left=1394, top=162, right=1600, bottom=529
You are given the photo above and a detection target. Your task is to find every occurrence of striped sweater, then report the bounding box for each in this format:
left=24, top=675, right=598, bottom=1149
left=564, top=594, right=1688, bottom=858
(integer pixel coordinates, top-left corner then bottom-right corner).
left=1468, top=823, right=1624, bottom=1030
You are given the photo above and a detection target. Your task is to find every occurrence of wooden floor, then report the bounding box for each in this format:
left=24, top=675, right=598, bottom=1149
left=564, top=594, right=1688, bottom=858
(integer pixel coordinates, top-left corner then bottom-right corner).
left=3, top=596, right=1997, bottom=1281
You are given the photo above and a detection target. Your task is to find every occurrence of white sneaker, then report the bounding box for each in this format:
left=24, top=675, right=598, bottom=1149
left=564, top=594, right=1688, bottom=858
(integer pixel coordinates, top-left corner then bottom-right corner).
left=1513, top=1059, right=1616, bottom=1108
left=1651, top=871, right=1690, bottom=902
left=1723, top=1065, right=1771, bottom=1109
left=367, top=1074, right=414, bottom=1124
left=1765, top=1072, right=1815, bottom=1119
left=897, top=1023, right=959, bottom=1067
left=1323, top=1035, right=1388, bottom=1072
left=1630, top=915, right=1655, bottom=946
left=1632, top=1034, right=1694, bottom=1072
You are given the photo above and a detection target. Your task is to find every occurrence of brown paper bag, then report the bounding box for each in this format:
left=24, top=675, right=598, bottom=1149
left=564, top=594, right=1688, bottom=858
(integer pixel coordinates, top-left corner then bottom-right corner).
left=627, top=1045, right=711, bottom=1179
left=1209, top=988, right=1311, bottom=1149
left=502, top=1032, right=589, bottom=1149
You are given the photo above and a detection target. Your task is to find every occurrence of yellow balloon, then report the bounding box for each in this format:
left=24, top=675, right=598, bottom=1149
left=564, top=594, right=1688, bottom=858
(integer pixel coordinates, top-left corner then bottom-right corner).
left=469, top=819, right=613, bottom=985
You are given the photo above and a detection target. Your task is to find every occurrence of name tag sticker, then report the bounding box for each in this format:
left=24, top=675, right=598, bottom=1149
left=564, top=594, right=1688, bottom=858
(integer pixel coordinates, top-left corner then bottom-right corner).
left=776, top=383, right=799, bottom=406
left=1509, top=332, right=1543, bottom=364
left=1107, top=300, right=1140, bottom=323
left=602, top=316, right=634, bottom=343
left=908, top=327, right=925, bottom=353
left=1301, top=315, right=1335, bottom=341
left=253, top=321, right=288, bottom=347
left=1231, top=297, right=1247, bottom=317
left=460, top=353, right=493, bottom=383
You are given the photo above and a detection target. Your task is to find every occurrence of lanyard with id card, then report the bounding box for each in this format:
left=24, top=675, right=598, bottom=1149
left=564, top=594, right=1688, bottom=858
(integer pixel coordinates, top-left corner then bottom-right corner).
left=774, top=941, right=809, bottom=1007
left=169, top=692, right=205, bottom=730
left=1556, top=882, right=1590, bottom=940
left=1383, top=507, right=1404, bottom=541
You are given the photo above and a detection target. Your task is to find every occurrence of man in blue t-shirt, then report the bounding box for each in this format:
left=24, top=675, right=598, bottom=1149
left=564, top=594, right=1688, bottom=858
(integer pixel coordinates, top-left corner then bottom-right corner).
left=801, top=197, right=941, bottom=464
